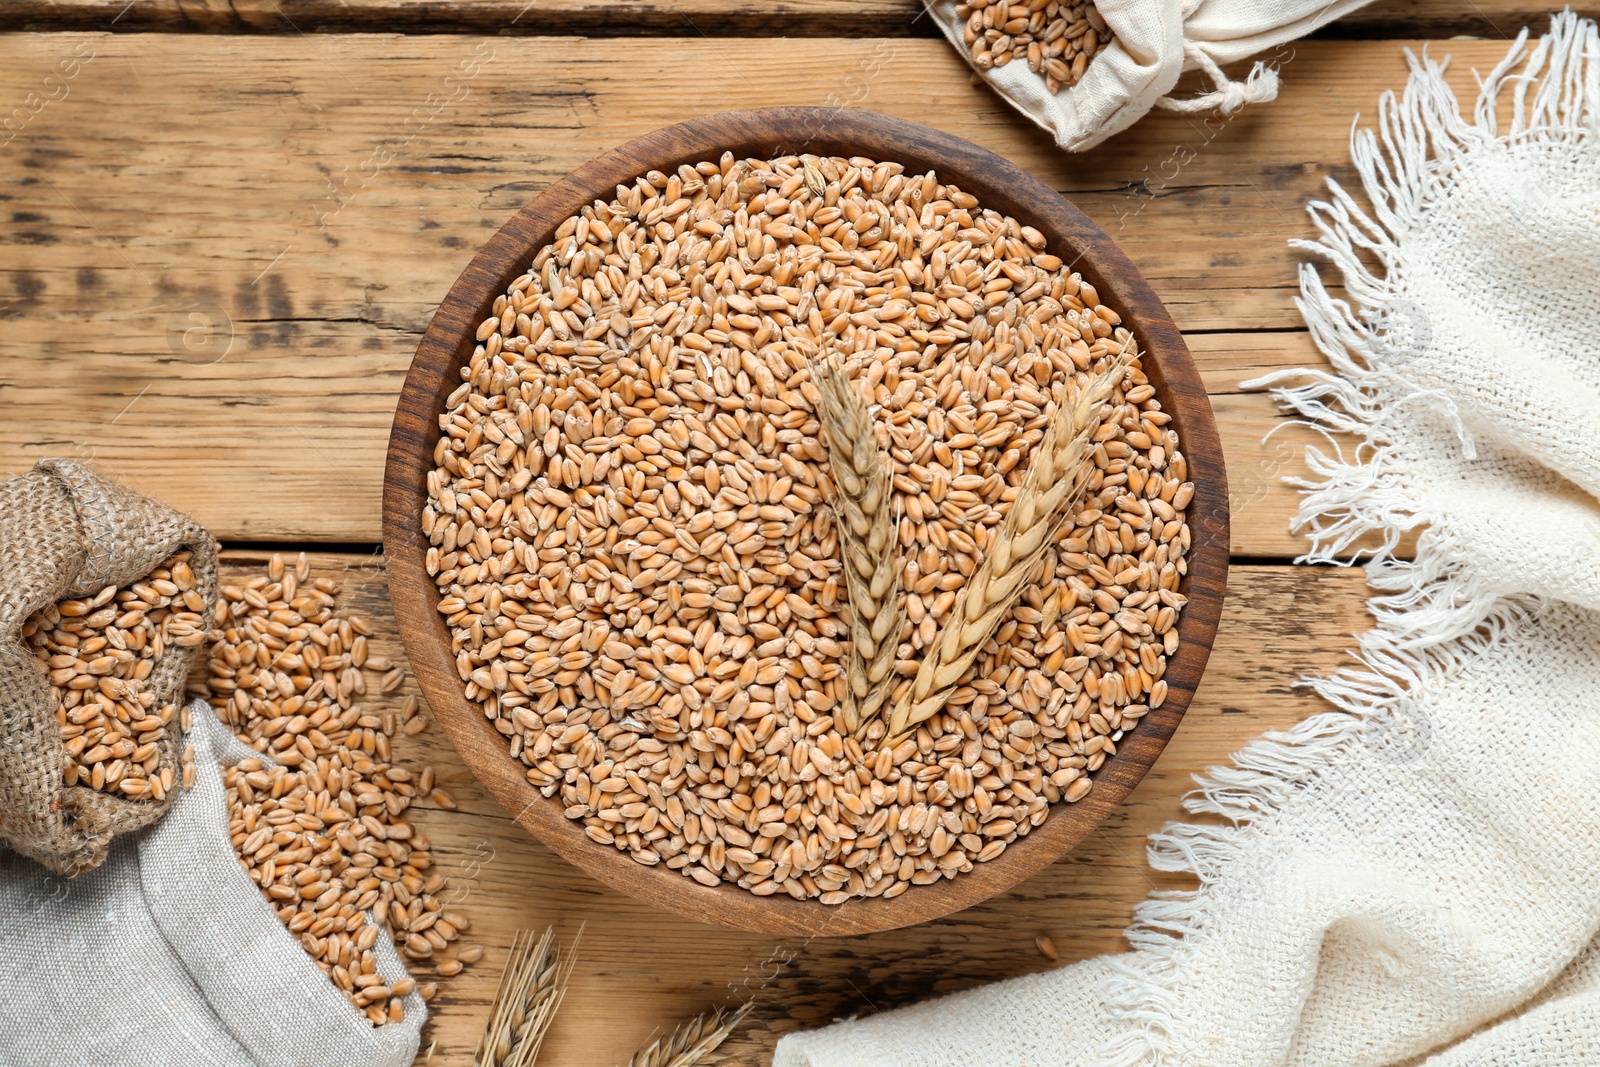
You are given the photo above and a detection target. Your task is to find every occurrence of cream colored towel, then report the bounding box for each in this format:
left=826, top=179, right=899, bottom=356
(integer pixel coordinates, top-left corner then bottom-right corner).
left=775, top=14, right=1600, bottom=1066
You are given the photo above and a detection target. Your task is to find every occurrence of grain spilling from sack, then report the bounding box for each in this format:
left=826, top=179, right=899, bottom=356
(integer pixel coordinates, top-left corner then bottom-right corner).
left=204, top=553, right=472, bottom=1026
left=959, top=0, right=1114, bottom=94
left=426, top=153, right=1193, bottom=902
left=24, top=551, right=207, bottom=801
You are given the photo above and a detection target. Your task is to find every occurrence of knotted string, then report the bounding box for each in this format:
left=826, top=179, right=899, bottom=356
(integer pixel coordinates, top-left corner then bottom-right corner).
left=1156, top=44, right=1281, bottom=114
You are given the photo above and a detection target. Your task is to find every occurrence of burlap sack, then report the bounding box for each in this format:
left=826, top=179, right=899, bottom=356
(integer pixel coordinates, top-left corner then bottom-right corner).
left=0, top=459, right=217, bottom=875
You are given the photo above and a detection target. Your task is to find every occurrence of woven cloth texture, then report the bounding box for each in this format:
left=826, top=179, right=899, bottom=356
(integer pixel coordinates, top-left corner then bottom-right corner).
left=0, top=460, right=218, bottom=875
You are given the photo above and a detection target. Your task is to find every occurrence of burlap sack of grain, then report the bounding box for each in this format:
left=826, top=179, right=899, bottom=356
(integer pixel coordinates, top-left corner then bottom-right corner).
left=924, top=0, right=1375, bottom=150
left=0, top=458, right=218, bottom=875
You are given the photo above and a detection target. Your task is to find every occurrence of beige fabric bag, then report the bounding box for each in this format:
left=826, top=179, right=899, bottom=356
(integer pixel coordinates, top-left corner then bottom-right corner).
left=924, top=0, right=1374, bottom=150
left=0, top=700, right=426, bottom=1066
left=0, top=459, right=218, bottom=875
left=776, top=14, right=1600, bottom=1066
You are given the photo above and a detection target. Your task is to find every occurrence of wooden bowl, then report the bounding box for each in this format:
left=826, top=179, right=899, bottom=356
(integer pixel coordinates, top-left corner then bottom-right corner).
left=384, top=107, right=1229, bottom=936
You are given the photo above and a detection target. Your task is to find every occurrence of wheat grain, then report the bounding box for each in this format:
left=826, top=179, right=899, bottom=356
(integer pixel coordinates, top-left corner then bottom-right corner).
left=814, top=356, right=904, bottom=737
left=428, top=154, right=1195, bottom=904
left=958, top=0, right=1114, bottom=93
left=26, top=551, right=207, bottom=802
left=625, top=1002, right=752, bottom=1067
left=887, top=349, right=1135, bottom=740
left=206, top=553, right=476, bottom=1026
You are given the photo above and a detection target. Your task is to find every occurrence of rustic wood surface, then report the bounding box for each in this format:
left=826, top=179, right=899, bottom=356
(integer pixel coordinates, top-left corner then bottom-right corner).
left=0, top=3, right=1537, bottom=1062
left=384, top=105, right=1229, bottom=936
left=3, top=0, right=1592, bottom=38
left=0, top=33, right=1513, bottom=553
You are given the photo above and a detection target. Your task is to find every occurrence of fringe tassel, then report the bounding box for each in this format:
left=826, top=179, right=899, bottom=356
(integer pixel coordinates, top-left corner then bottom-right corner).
left=1093, top=15, right=1600, bottom=1065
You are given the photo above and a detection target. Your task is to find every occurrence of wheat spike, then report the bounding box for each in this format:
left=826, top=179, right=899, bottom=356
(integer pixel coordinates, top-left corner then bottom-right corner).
left=814, top=356, right=904, bottom=737
left=625, top=1002, right=753, bottom=1067
left=474, top=926, right=579, bottom=1067
left=885, top=348, right=1138, bottom=740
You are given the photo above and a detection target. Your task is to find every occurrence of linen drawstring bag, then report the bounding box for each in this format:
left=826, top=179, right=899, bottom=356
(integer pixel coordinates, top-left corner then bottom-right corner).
left=0, top=700, right=426, bottom=1066
left=775, top=13, right=1600, bottom=1065
left=924, top=0, right=1375, bottom=150
left=0, top=459, right=218, bottom=875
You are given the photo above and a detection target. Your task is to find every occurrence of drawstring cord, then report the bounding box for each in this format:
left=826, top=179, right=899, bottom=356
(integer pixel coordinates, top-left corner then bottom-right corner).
left=1156, top=43, right=1281, bottom=114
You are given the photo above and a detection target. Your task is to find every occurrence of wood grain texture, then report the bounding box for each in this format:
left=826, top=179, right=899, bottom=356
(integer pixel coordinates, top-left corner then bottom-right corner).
left=0, top=0, right=930, bottom=35
left=384, top=106, right=1228, bottom=935
left=3, top=3, right=1521, bottom=1063
left=0, top=33, right=1509, bottom=551
left=216, top=550, right=1371, bottom=1064
left=2, top=0, right=1589, bottom=38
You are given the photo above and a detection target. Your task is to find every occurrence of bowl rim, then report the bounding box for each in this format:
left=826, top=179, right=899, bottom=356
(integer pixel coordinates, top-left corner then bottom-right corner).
left=383, top=105, right=1230, bottom=937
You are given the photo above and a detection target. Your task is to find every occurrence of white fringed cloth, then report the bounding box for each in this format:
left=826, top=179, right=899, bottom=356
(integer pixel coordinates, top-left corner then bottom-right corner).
left=775, top=14, right=1600, bottom=1066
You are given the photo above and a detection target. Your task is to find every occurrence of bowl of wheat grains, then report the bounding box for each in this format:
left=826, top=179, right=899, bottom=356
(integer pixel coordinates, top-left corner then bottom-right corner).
left=384, top=107, right=1228, bottom=936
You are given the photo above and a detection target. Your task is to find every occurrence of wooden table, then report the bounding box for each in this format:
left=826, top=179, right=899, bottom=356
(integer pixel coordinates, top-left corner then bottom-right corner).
left=1, top=3, right=1584, bottom=1062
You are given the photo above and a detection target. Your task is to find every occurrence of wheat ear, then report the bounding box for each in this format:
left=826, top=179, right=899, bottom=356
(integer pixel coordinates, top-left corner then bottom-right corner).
left=885, top=348, right=1137, bottom=740
left=624, top=1002, right=753, bottom=1067
left=474, top=925, right=579, bottom=1067
left=814, top=357, right=904, bottom=737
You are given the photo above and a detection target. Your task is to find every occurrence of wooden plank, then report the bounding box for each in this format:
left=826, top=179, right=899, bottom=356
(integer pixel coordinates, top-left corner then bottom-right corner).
left=2, top=0, right=1590, bottom=38
left=225, top=550, right=1371, bottom=1063
left=1315, top=3, right=1590, bottom=40
left=0, top=0, right=931, bottom=35
left=0, top=329, right=1333, bottom=550
left=0, top=34, right=1475, bottom=550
